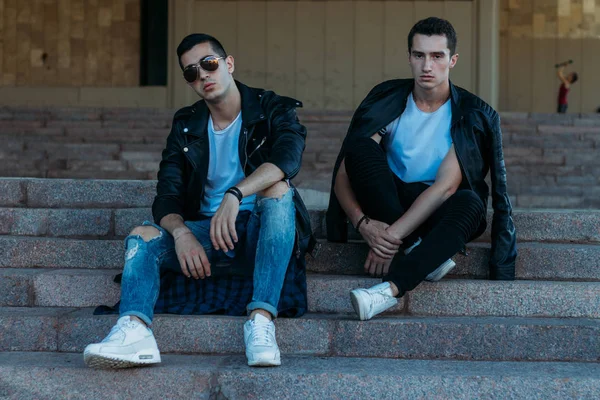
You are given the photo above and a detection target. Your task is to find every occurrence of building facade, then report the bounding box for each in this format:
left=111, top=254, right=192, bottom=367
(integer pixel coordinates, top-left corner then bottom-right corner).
left=1, top=0, right=598, bottom=113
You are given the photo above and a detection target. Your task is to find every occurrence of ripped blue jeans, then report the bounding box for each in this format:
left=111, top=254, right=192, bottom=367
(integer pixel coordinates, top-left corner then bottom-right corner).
left=119, top=189, right=296, bottom=325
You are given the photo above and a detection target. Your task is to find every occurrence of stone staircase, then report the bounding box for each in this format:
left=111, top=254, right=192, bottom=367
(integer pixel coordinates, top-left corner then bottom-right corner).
left=3, top=106, right=600, bottom=208
left=1, top=177, right=600, bottom=398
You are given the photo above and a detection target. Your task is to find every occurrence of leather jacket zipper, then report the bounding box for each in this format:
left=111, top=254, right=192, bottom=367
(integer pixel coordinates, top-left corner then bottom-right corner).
left=242, top=128, right=249, bottom=173
left=247, top=137, right=266, bottom=159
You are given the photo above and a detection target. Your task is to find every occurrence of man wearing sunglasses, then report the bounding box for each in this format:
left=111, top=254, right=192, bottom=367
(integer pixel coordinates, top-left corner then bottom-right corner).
left=84, top=33, right=315, bottom=368
left=327, top=17, right=517, bottom=320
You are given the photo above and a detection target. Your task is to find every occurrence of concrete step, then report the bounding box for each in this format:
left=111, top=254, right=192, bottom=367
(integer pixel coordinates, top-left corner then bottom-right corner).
left=1, top=175, right=599, bottom=241
left=3, top=269, right=600, bottom=318
left=2, top=352, right=599, bottom=400
left=2, top=235, right=599, bottom=281
left=2, top=308, right=600, bottom=362
left=311, top=241, right=600, bottom=280
left=5, top=176, right=600, bottom=212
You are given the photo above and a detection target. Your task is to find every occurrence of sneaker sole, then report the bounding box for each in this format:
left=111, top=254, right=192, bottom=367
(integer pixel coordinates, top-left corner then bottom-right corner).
left=350, top=290, right=369, bottom=321
left=84, top=350, right=161, bottom=369
left=425, top=259, right=456, bottom=282
left=247, top=352, right=281, bottom=367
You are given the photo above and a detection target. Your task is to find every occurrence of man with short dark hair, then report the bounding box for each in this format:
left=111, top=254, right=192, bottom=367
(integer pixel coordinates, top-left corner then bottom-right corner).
left=327, top=17, right=517, bottom=320
left=84, top=33, right=315, bottom=368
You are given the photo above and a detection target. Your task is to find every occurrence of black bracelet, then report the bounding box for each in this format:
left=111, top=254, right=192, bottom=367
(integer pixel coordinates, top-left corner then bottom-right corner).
left=225, top=187, right=243, bottom=204
left=355, top=215, right=370, bottom=232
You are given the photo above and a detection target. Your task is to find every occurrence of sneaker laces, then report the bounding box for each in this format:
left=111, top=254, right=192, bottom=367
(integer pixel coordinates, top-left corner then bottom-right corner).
left=369, top=289, right=394, bottom=310
left=251, top=321, right=275, bottom=347
left=101, top=318, right=140, bottom=343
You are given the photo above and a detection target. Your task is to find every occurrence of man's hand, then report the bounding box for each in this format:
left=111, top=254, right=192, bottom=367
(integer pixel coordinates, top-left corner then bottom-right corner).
left=210, top=193, right=240, bottom=251
left=364, top=249, right=393, bottom=277
left=174, top=231, right=211, bottom=279
left=358, top=218, right=403, bottom=259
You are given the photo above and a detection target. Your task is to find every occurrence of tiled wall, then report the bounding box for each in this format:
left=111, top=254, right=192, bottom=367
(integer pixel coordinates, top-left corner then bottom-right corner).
left=0, top=0, right=140, bottom=87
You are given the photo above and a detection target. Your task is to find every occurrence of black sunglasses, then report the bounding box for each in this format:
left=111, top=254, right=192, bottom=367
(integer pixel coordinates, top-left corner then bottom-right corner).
left=182, top=55, right=224, bottom=83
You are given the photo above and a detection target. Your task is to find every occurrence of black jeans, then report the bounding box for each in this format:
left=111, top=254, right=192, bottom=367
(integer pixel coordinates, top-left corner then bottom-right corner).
left=345, top=138, right=486, bottom=297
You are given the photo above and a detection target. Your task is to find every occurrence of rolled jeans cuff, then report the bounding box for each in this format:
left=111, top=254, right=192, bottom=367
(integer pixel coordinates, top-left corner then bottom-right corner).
left=247, top=301, right=279, bottom=319
left=120, top=310, right=153, bottom=327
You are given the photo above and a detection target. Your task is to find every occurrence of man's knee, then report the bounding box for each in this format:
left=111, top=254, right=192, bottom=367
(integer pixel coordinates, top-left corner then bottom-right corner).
left=346, top=137, right=380, bottom=161
left=450, top=190, right=486, bottom=219
left=259, top=181, right=290, bottom=199
left=453, top=190, right=483, bottom=207
left=129, top=226, right=161, bottom=242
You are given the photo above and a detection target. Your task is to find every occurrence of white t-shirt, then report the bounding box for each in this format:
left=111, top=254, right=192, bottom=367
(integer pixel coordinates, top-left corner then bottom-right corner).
left=384, top=93, right=452, bottom=185
left=199, top=111, right=256, bottom=216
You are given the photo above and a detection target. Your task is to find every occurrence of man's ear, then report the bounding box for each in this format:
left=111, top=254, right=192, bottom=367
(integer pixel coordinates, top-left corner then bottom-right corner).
left=226, top=55, right=235, bottom=74
left=449, top=53, right=459, bottom=69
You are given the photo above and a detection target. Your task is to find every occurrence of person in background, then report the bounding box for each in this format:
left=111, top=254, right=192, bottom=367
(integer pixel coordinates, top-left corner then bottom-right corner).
left=556, top=61, right=578, bottom=114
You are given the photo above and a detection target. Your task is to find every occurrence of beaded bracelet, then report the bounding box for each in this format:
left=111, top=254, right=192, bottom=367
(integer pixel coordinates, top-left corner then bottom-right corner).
left=355, top=215, right=370, bottom=232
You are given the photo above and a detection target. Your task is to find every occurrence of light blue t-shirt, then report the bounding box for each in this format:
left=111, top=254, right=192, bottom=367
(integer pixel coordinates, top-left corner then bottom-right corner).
left=199, top=111, right=256, bottom=216
left=384, top=93, right=452, bottom=185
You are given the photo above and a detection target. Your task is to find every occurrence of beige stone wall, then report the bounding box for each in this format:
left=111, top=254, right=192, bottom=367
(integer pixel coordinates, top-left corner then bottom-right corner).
left=0, top=0, right=140, bottom=87
left=500, top=0, right=600, bottom=112
left=168, top=0, right=478, bottom=111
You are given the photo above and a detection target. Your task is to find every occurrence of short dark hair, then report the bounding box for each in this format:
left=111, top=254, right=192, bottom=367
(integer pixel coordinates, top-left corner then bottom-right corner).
left=408, top=17, right=457, bottom=55
left=176, top=33, right=227, bottom=70
left=571, top=72, right=579, bottom=83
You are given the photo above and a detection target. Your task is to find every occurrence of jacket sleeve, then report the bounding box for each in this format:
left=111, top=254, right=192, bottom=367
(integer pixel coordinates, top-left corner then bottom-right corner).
left=152, top=118, right=187, bottom=225
left=488, top=112, right=517, bottom=280
left=267, top=101, right=307, bottom=180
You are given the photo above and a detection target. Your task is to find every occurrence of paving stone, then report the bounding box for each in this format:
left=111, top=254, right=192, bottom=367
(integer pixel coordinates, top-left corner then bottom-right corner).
left=538, top=125, right=600, bottom=134
left=0, top=269, right=41, bottom=306
left=66, top=160, right=128, bottom=172
left=19, top=268, right=600, bottom=318
left=332, top=316, right=600, bottom=362
left=34, top=270, right=121, bottom=307
left=46, top=121, right=103, bottom=129
left=49, top=311, right=600, bottom=361
left=1, top=195, right=596, bottom=244
left=479, top=209, right=600, bottom=243
left=120, top=151, right=162, bottom=162
left=0, top=237, right=122, bottom=269
left=4, top=208, right=49, bottom=235
left=0, top=307, right=73, bottom=351
left=36, top=143, right=120, bottom=162
left=3, top=353, right=600, bottom=400
left=408, top=280, right=600, bottom=318
left=129, top=161, right=159, bottom=173
left=46, top=209, right=112, bottom=237
left=46, top=170, right=151, bottom=180
left=114, top=208, right=154, bottom=236
left=0, top=179, right=25, bottom=206
left=307, top=241, right=600, bottom=281
left=26, top=179, right=155, bottom=208
left=46, top=107, right=101, bottom=121
left=0, top=209, right=13, bottom=233
left=517, top=195, right=585, bottom=208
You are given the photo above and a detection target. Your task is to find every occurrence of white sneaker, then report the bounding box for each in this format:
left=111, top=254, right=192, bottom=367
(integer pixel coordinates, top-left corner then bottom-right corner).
left=404, top=237, right=456, bottom=282
left=83, top=316, right=161, bottom=369
left=350, top=282, right=398, bottom=321
left=424, top=259, right=457, bottom=282
left=244, top=314, right=281, bottom=367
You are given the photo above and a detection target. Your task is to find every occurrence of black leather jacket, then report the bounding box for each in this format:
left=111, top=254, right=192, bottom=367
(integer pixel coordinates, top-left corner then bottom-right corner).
left=152, top=81, right=316, bottom=258
left=326, top=79, right=517, bottom=280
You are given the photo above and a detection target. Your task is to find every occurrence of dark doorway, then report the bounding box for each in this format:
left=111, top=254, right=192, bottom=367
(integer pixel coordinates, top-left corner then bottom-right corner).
left=140, top=0, right=168, bottom=86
